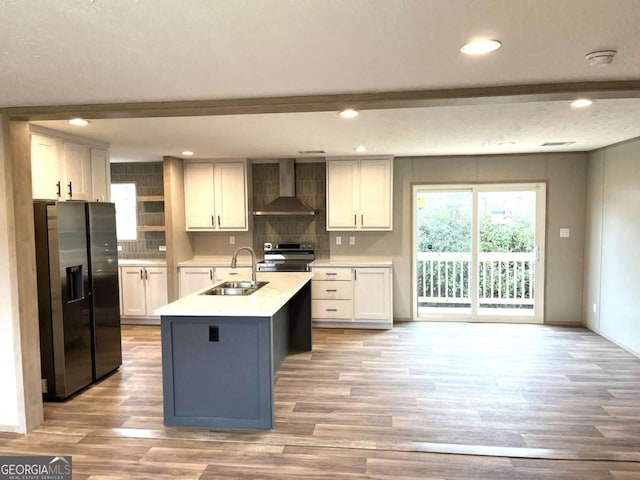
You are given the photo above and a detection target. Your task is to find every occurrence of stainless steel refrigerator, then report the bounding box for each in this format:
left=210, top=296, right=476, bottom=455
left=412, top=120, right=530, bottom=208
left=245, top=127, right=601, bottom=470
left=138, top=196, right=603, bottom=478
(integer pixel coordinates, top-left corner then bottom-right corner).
left=34, top=201, right=122, bottom=401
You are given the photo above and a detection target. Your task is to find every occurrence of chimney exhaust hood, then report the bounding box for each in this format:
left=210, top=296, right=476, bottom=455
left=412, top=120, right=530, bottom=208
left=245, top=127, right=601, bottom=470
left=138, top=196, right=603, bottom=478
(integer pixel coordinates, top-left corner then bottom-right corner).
left=253, top=159, right=317, bottom=216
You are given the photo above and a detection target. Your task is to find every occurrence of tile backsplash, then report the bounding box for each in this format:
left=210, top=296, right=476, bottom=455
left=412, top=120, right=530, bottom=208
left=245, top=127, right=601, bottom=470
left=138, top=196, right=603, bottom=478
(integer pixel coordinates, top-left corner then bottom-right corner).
left=111, top=162, right=166, bottom=259
left=252, top=162, right=329, bottom=259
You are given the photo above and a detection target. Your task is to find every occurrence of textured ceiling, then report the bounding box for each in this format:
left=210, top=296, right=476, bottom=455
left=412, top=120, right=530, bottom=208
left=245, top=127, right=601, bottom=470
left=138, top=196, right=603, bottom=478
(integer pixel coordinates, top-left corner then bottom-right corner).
left=8, top=0, right=640, bottom=158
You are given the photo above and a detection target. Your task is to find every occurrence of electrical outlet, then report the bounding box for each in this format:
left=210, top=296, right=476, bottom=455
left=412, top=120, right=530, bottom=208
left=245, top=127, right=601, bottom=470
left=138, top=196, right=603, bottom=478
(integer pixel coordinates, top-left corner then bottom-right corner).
left=349, top=236, right=355, bottom=245
left=560, top=228, right=570, bottom=238
left=117, top=245, right=123, bottom=252
left=336, top=236, right=342, bottom=246
left=229, top=235, right=235, bottom=245
left=158, top=245, right=167, bottom=252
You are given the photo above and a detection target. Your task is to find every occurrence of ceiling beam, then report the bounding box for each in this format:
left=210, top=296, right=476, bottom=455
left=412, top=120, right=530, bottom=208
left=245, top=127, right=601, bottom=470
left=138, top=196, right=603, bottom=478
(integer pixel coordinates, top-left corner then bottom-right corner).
left=5, top=80, right=640, bottom=121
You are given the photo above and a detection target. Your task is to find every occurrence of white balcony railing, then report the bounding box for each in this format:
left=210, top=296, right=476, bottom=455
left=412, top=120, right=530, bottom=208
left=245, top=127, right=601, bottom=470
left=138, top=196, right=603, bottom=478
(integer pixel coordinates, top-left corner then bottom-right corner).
left=417, top=251, right=535, bottom=307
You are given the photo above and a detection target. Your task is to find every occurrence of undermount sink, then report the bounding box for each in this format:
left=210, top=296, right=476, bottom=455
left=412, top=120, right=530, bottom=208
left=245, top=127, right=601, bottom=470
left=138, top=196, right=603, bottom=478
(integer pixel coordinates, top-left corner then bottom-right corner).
left=201, top=281, right=269, bottom=296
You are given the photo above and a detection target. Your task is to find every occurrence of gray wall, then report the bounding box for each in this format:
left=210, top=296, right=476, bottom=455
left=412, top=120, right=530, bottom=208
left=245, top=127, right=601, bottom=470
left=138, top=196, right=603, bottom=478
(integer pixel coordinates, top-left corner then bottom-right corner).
left=111, top=162, right=166, bottom=258
left=583, top=138, right=640, bottom=355
left=330, top=153, right=588, bottom=324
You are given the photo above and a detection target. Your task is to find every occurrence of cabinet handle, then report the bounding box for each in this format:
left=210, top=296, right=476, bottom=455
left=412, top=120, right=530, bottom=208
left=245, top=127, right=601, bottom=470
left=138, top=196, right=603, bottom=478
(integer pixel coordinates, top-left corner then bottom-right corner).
left=140, top=269, right=143, bottom=280
left=325, top=289, right=337, bottom=292
left=354, top=269, right=357, bottom=280
left=326, top=272, right=337, bottom=276
left=217, top=215, right=221, bottom=227
left=361, top=214, right=364, bottom=226
left=209, top=270, right=213, bottom=280
left=326, top=308, right=337, bottom=312
left=56, top=181, right=61, bottom=198
left=228, top=272, right=238, bottom=276
left=354, top=214, right=357, bottom=226
left=211, top=215, right=215, bottom=226
left=67, top=181, right=73, bottom=198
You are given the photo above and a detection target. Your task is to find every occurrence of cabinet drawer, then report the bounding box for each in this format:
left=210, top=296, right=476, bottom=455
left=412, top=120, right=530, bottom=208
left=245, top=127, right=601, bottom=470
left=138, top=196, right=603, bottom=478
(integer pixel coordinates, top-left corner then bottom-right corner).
left=312, top=268, right=352, bottom=281
left=312, top=280, right=352, bottom=300
left=214, top=267, right=251, bottom=281
left=312, top=300, right=353, bottom=320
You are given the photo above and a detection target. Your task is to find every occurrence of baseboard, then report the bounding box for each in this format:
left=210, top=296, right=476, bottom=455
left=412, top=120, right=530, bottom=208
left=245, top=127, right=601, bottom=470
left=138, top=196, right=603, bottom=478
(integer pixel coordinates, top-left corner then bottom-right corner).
left=588, top=327, right=640, bottom=359
left=0, top=424, right=24, bottom=434
left=544, top=320, right=584, bottom=327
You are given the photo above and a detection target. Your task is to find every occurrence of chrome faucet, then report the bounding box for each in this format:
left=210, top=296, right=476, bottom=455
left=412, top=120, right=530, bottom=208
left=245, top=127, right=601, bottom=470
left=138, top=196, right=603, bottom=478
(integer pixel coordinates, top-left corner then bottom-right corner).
left=231, top=246, right=257, bottom=285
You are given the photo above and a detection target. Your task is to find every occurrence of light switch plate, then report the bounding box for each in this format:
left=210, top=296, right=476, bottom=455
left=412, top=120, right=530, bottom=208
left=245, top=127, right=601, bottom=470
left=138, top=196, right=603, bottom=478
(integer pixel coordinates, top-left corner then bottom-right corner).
left=560, top=228, right=570, bottom=238
left=336, top=236, right=342, bottom=246
left=349, top=236, right=356, bottom=245
left=229, top=235, right=235, bottom=245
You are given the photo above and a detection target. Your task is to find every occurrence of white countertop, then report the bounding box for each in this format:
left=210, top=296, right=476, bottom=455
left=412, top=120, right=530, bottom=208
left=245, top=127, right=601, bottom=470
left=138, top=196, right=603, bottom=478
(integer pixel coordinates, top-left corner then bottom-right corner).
left=118, top=258, right=167, bottom=266
left=178, top=256, right=253, bottom=267
left=155, top=272, right=313, bottom=318
left=311, top=257, right=393, bottom=267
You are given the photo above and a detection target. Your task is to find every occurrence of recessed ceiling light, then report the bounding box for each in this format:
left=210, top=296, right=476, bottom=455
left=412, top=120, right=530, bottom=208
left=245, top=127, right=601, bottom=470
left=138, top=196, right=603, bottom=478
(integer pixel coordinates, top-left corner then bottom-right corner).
left=571, top=98, right=593, bottom=108
left=181, top=150, right=194, bottom=156
left=68, top=118, right=89, bottom=126
left=354, top=146, right=367, bottom=153
left=460, top=39, right=502, bottom=55
left=585, top=50, right=616, bottom=66
left=540, top=141, right=576, bottom=147
left=339, top=109, right=359, bottom=119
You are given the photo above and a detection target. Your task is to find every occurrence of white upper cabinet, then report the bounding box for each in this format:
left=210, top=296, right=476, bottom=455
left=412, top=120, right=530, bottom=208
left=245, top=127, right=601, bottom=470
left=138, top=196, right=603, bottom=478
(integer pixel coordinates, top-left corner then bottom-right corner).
left=184, top=163, right=216, bottom=229
left=184, top=161, right=248, bottom=231
left=214, top=163, right=248, bottom=230
left=31, top=133, right=62, bottom=200
left=30, top=128, right=110, bottom=202
left=90, top=148, right=111, bottom=202
left=63, top=142, right=91, bottom=200
left=326, top=156, right=393, bottom=231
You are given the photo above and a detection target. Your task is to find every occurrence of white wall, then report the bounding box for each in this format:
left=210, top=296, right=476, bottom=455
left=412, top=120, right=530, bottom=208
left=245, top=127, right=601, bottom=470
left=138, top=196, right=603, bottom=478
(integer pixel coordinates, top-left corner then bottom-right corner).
left=584, top=138, right=640, bottom=355
left=330, top=152, right=588, bottom=324
left=0, top=115, right=23, bottom=431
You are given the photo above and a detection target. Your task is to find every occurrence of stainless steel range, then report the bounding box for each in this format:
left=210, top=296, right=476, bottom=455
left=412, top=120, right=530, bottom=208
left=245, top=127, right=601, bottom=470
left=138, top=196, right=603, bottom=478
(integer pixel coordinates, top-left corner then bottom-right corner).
left=256, top=243, right=315, bottom=272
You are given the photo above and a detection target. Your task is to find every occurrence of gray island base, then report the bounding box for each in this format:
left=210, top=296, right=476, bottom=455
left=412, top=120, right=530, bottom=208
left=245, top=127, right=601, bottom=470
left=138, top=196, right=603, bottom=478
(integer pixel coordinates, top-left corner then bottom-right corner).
left=157, top=273, right=312, bottom=430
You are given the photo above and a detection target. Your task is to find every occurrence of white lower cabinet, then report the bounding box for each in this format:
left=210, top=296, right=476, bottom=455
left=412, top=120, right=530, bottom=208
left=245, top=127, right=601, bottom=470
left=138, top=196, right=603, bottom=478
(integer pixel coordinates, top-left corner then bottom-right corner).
left=178, top=266, right=253, bottom=298
left=120, top=266, right=167, bottom=318
left=179, top=267, right=215, bottom=297
left=311, top=265, right=393, bottom=329
left=213, top=266, right=252, bottom=281
left=353, top=268, right=391, bottom=322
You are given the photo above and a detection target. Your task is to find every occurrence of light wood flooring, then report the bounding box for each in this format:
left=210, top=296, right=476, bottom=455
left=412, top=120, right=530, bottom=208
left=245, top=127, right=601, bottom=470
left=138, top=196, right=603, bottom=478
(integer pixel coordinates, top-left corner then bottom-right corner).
left=2, top=322, right=640, bottom=479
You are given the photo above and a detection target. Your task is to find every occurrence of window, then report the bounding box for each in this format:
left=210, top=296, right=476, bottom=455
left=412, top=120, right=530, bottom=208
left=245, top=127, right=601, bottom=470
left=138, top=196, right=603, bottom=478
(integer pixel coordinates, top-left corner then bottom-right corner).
left=110, top=183, right=137, bottom=241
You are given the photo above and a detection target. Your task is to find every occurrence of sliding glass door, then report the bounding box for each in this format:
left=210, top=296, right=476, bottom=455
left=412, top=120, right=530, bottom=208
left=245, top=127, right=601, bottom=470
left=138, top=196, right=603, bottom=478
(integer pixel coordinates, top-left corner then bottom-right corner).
left=413, top=183, right=545, bottom=323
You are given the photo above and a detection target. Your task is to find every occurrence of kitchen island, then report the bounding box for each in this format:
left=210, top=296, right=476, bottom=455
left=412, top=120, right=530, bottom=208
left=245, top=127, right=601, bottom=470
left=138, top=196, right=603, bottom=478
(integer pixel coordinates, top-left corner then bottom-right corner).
left=155, top=272, right=313, bottom=430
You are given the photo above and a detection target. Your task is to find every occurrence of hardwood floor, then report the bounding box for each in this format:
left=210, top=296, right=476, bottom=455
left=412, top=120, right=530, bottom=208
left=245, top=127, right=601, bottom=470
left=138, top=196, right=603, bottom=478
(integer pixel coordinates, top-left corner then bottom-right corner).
left=2, top=322, right=640, bottom=479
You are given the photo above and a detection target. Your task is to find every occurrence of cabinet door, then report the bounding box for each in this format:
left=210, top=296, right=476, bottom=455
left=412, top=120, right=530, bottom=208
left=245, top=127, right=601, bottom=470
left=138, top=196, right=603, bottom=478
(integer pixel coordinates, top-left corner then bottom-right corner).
left=90, top=148, right=111, bottom=202
left=184, top=163, right=215, bottom=230
left=121, top=267, right=147, bottom=316
left=179, top=267, right=214, bottom=297
left=31, top=134, right=62, bottom=200
left=63, top=142, right=92, bottom=200
left=359, top=159, right=392, bottom=230
left=327, top=160, right=359, bottom=230
left=214, top=163, right=247, bottom=230
left=353, top=268, right=391, bottom=321
left=145, top=267, right=168, bottom=315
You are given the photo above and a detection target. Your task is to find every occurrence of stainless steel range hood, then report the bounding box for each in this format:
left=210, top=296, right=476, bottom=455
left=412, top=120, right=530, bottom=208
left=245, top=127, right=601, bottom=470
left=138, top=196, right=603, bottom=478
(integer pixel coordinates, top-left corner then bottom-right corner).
left=253, top=159, right=317, bottom=216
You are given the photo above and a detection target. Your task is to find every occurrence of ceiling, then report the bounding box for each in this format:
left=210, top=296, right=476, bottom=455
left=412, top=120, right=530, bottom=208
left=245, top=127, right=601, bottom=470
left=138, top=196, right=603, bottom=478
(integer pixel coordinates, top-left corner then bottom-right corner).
left=6, top=0, right=640, bottom=161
